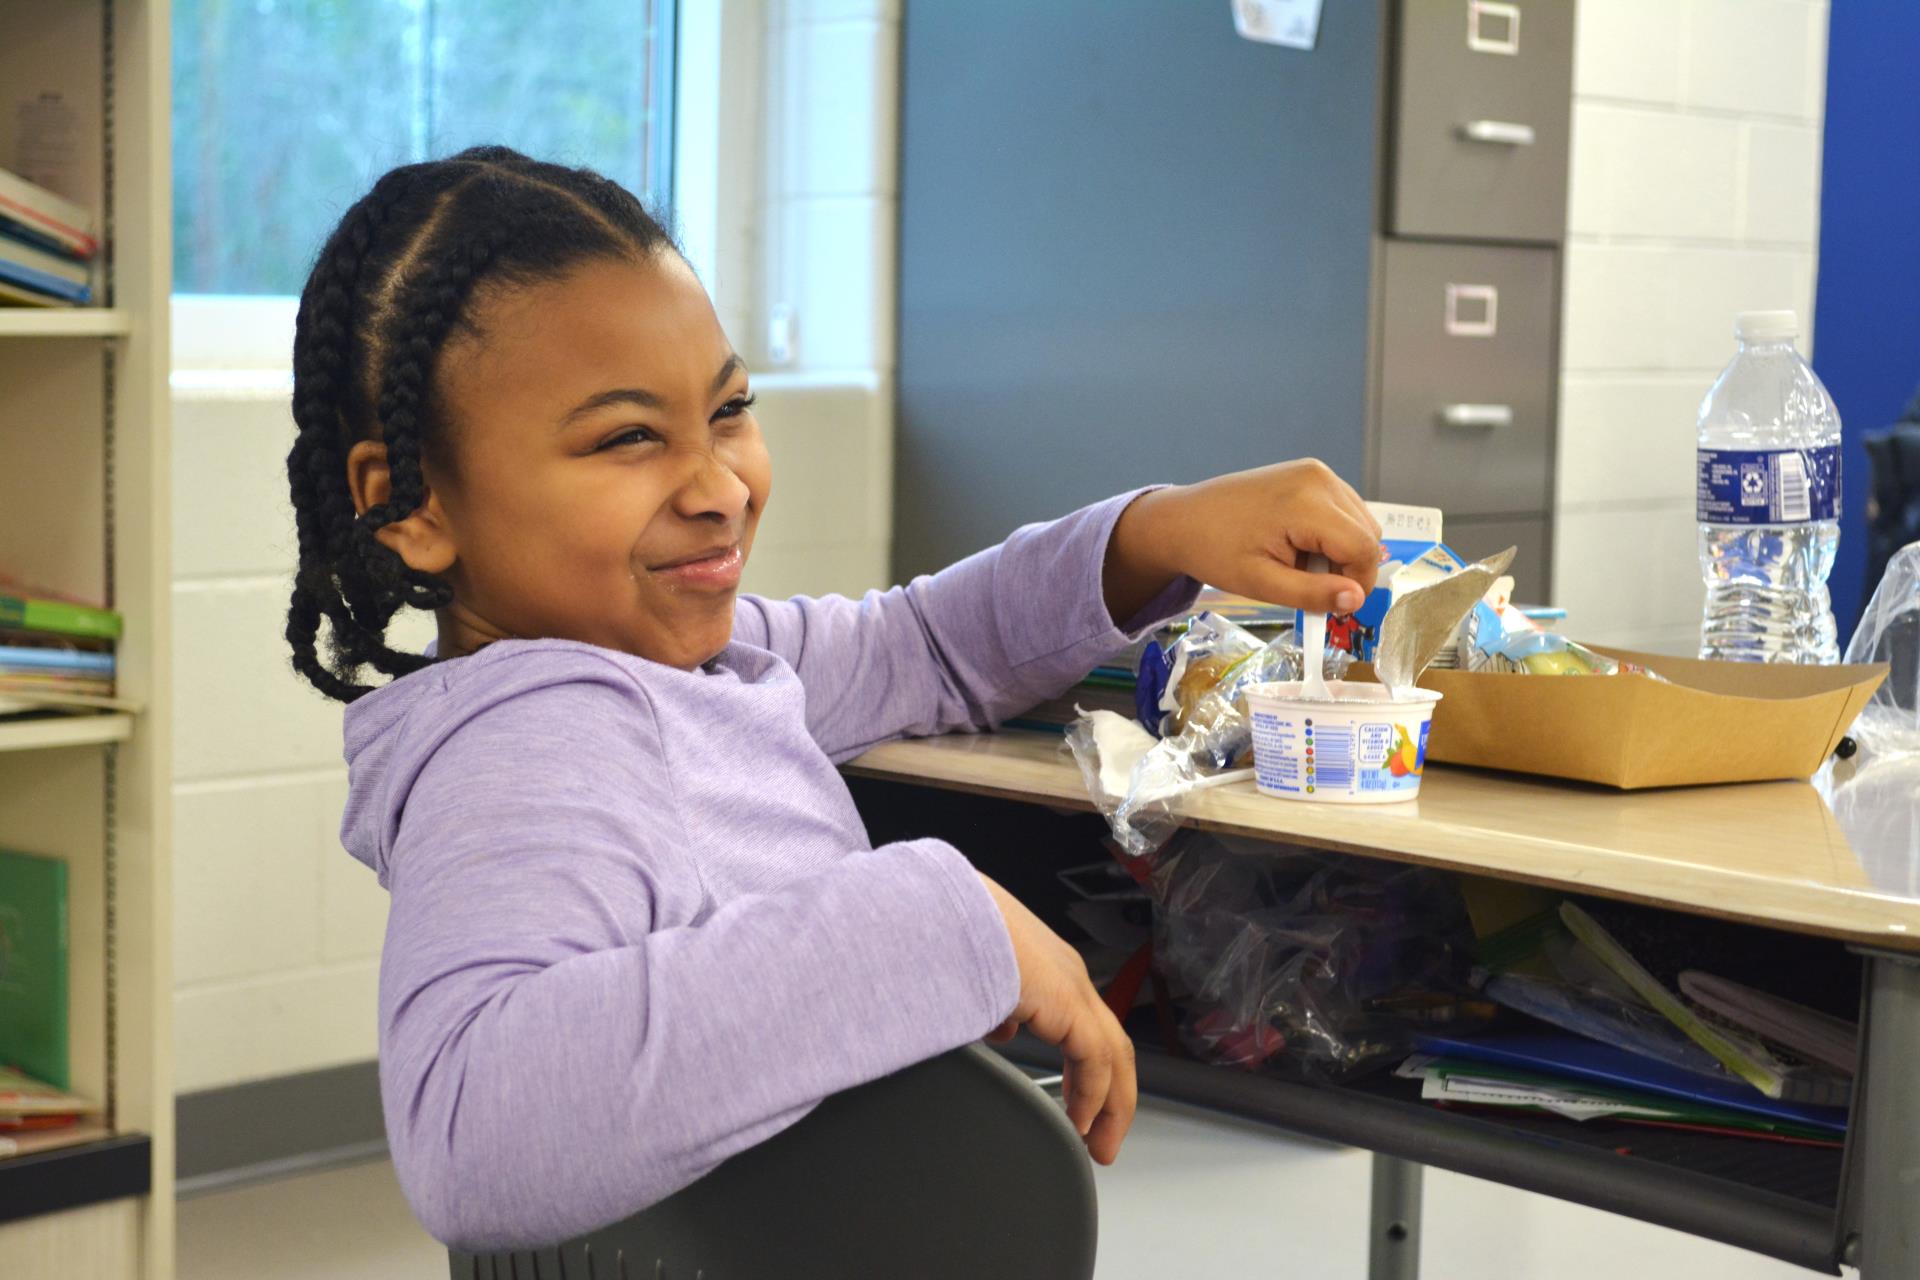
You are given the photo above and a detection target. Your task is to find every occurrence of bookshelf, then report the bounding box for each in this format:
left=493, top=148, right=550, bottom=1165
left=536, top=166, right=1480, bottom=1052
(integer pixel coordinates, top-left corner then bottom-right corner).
left=0, top=2, right=173, bottom=1279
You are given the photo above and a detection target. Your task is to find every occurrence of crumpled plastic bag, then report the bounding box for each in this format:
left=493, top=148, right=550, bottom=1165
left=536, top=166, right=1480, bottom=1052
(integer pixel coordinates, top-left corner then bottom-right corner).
left=1068, top=612, right=1349, bottom=857
left=1147, top=834, right=1479, bottom=1078
left=1845, top=540, right=1920, bottom=756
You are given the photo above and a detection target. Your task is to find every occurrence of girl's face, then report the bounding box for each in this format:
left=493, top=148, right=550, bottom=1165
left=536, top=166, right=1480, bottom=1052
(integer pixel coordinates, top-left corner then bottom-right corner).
left=415, top=251, right=770, bottom=670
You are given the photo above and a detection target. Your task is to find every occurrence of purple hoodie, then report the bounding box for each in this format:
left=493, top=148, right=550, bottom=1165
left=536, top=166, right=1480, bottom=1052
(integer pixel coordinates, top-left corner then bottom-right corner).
left=337, top=491, right=1196, bottom=1250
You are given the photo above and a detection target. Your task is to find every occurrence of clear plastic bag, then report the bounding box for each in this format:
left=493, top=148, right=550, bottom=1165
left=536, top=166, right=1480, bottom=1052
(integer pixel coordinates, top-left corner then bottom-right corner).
left=1845, top=540, right=1920, bottom=756
left=1146, top=835, right=1479, bottom=1078
left=1067, top=613, right=1349, bottom=857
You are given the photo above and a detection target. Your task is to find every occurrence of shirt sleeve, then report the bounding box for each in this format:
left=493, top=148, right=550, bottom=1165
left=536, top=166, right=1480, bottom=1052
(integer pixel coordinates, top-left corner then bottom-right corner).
left=732, top=488, right=1200, bottom=762
left=375, top=673, right=1019, bottom=1251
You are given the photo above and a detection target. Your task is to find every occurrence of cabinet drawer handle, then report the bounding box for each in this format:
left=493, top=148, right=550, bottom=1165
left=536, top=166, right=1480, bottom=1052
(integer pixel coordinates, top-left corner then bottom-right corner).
left=1459, top=120, right=1536, bottom=146
left=1440, top=403, right=1514, bottom=428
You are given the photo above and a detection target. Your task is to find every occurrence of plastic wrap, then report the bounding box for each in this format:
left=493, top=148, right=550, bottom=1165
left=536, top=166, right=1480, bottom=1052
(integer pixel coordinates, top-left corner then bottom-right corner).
left=1844, top=540, right=1920, bottom=756
left=1147, top=835, right=1479, bottom=1078
left=1069, top=612, right=1349, bottom=856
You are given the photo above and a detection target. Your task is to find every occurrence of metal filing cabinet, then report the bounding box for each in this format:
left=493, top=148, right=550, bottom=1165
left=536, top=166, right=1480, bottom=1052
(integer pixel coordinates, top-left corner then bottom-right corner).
left=895, top=0, right=1575, bottom=597
left=1390, top=0, right=1576, bottom=243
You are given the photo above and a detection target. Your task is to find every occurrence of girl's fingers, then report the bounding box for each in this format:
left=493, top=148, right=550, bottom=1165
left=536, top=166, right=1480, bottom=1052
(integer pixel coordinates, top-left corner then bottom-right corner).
left=1251, top=562, right=1372, bottom=614
left=1060, top=1013, right=1116, bottom=1138
left=984, top=1016, right=1019, bottom=1044
left=1085, top=1036, right=1139, bottom=1164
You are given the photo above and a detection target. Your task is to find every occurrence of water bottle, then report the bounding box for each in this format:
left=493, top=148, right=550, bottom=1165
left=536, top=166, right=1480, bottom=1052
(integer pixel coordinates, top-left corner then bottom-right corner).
left=1697, top=310, right=1842, bottom=663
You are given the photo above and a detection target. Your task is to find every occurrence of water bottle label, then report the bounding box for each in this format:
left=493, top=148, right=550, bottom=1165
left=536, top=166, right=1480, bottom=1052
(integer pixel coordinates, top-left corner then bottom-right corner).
left=1696, top=446, right=1839, bottom=524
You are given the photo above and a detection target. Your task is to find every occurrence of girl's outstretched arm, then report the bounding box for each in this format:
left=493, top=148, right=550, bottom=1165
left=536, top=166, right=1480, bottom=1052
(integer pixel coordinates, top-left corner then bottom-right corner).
left=735, top=461, right=1382, bottom=761
left=733, top=488, right=1199, bottom=761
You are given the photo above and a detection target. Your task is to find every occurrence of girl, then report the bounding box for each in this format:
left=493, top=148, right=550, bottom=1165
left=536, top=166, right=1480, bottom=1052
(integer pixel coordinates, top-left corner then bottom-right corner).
left=290, top=146, right=1380, bottom=1251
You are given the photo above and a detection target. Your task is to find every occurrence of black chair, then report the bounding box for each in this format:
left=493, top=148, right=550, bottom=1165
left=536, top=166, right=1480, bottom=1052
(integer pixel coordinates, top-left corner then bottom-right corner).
left=447, top=1043, right=1098, bottom=1279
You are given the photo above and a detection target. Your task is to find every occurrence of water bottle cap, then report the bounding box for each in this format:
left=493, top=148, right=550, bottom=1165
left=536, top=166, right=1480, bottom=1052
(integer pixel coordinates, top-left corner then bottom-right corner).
left=1735, top=310, right=1798, bottom=342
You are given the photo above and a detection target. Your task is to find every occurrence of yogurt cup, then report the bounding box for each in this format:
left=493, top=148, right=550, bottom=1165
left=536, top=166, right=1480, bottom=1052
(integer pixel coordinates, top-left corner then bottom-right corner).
left=1243, top=681, right=1443, bottom=804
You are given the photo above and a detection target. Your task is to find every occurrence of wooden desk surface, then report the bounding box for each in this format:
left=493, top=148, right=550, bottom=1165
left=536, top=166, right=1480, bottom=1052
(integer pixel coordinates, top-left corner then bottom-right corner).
left=845, top=732, right=1920, bottom=951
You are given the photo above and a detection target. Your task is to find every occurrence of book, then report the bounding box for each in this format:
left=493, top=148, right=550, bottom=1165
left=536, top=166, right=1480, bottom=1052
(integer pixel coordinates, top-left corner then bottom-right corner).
left=0, top=1064, right=95, bottom=1120
left=0, top=234, right=91, bottom=303
left=0, top=275, right=69, bottom=308
left=0, top=645, right=114, bottom=675
left=0, top=849, right=69, bottom=1090
left=0, top=231, right=89, bottom=285
left=1414, top=1031, right=1848, bottom=1133
left=0, top=210, right=89, bottom=262
left=0, top=591, right=122, bottom=641
left=0, top=1119, right=111, bottom=1159
left=0, top=166, right=98, bottom=260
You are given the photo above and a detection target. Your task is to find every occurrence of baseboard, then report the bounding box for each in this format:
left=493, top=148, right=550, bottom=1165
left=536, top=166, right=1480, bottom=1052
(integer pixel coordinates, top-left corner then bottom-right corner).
left=174, top=1060, right=387, bottom=1198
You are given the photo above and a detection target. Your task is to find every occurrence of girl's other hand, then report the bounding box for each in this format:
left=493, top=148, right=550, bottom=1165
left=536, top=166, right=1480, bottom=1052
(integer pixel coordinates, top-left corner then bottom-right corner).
left=1105, top=460, right=1385, bottom=618
left=976, top=872, right=1136, bottom=1165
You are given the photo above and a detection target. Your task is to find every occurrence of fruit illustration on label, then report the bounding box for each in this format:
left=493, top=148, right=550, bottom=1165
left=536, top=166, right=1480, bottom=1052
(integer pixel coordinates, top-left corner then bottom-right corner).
left=1385, top=725, right=1422, bottom=778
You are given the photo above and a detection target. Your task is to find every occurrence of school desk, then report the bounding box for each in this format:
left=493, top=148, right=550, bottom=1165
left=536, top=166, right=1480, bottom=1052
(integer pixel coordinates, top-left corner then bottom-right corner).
left=843, top=734, right=1920, bottom=1280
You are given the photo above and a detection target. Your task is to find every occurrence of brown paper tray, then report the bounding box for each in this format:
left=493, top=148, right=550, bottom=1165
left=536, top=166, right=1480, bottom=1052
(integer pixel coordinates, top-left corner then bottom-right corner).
left=1357, top=648, right=1887, bottom=789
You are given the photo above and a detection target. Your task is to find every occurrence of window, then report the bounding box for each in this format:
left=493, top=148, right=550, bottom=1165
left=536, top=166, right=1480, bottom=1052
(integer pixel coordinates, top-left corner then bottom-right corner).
left=171, top=0, right=676, bottom=302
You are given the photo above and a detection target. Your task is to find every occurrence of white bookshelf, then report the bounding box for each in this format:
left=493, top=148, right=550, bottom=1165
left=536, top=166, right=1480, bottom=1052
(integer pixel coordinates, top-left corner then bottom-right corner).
left=0, top=2, right=174, bottom=1279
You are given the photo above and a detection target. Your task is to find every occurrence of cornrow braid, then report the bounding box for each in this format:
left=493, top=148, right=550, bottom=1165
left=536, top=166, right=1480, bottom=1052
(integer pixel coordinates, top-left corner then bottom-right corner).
left=283, top=145, right=675, bottom=702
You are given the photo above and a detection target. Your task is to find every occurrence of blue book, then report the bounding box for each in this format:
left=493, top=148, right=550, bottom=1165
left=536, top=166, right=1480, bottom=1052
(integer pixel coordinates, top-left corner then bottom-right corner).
left=0, top=645, right=114, bottom=675
left=1414, top=1031, right=1848, bottom=1134
left=0, top=254, right=89, bottom=304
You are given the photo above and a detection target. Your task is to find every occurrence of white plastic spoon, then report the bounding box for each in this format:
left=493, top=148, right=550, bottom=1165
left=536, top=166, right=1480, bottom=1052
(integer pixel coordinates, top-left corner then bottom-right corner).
left=1300, top=553, right=1332, bottom=702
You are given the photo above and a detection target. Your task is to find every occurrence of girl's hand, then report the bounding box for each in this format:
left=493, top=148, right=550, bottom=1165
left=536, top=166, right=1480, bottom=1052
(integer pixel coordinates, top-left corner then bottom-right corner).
left=1104, top=460, right=1384, bottom=619
left=976, top=872, right=1136, bottom=1165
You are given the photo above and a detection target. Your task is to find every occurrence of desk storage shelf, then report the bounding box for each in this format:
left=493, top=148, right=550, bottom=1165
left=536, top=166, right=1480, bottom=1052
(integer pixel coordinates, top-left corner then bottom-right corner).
left=841, top=733, right=1920, bottom=1276
left=999, top=1034, right=1843, bottom=1273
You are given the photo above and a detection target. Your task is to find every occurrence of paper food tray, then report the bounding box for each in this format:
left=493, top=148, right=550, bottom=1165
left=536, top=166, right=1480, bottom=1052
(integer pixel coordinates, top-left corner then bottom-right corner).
left=1358, top=649, right=1886, bottom=789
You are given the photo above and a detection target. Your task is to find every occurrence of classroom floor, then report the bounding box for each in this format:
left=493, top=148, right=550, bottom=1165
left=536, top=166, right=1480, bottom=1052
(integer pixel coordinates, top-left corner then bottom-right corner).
left=178, top=1096, right=1842, bottom=1279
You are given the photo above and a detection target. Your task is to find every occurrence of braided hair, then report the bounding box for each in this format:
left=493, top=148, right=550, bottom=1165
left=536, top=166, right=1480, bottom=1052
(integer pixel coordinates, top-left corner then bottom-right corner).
left=285, top=146, right=674, bottom=702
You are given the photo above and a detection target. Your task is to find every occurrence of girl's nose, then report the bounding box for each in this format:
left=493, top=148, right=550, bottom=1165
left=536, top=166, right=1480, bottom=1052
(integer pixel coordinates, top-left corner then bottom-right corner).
left=672, top=449, right=752, bottom=525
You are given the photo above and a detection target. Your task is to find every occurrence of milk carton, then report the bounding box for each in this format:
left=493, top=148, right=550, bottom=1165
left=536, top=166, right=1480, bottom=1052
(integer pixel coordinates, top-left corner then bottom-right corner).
left=1296, top=503, right=1464, bottom=662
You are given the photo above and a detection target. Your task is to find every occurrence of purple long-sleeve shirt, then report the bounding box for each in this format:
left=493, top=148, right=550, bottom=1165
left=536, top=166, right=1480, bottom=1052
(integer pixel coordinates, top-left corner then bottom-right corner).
left=338, top=491, right=1196, bottom=1250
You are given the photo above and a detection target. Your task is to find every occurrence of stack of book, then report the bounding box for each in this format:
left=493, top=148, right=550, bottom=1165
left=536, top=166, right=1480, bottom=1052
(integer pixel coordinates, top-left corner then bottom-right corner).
left=0, top=165, right=97, bottom=307
left=0, top=581, right=120, bottom=714
left=0, top=1066, right=100, bottom=1159
left=0, top=846, right=95, bottom=1158
left=1399, top=896, right=1855, bottom=1146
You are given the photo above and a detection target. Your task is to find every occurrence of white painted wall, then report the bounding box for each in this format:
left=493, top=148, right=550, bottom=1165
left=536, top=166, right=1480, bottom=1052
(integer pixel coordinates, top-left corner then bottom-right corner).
left=1554, top=0, right=1831, bottom=653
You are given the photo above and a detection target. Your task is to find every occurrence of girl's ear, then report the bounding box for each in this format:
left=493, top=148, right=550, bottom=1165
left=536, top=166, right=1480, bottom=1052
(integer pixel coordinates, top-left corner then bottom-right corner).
left=345, top=439, right=458, bottom=575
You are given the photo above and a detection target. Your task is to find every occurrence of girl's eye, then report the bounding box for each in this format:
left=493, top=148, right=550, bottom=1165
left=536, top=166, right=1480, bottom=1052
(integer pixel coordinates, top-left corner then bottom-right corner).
left=715, top=392, right=757, bottom=420
left=597, top=427, right=661, bottom=452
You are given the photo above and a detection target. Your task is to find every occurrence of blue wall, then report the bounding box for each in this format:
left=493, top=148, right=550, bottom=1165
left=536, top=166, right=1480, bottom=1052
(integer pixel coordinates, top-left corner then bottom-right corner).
left=1811, top=1, right=1920, bottom=640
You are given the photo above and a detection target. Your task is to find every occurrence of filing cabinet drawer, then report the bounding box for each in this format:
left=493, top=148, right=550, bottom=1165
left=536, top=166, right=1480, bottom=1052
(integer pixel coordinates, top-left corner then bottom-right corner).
left=1390, top=0, right=1575, bottom=243
left=1375, top=239, right=1556, bottom=516
left=1446, top=514, right=1551, bottom=603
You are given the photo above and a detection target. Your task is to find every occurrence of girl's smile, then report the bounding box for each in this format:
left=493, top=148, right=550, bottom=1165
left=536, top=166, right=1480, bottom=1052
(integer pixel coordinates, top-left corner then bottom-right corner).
left=647, top=542, right=746, bottom=592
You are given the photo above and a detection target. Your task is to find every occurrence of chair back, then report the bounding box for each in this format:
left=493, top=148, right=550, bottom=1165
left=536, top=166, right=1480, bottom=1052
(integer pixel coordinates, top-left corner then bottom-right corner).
left=448, top=1042, right=1098, bottom=1279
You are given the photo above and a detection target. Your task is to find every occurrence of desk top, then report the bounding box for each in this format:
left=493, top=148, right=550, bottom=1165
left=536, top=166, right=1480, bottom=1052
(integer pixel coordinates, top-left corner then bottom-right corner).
left=845, top=732, right=1920, bottom=952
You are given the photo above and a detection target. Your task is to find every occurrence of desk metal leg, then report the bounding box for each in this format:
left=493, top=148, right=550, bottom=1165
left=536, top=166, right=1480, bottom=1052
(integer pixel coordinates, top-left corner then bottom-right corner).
left=1369, top=1153, right=1423, bottom=1280
left=1858, top=954, right=1920, bottom=1277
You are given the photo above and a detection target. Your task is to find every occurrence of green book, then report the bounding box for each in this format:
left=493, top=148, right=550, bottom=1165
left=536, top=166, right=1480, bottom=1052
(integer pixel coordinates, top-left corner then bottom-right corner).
left=0, top=848, right=68, bottom=1090
left=0, top=592, right=121, bottom=642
